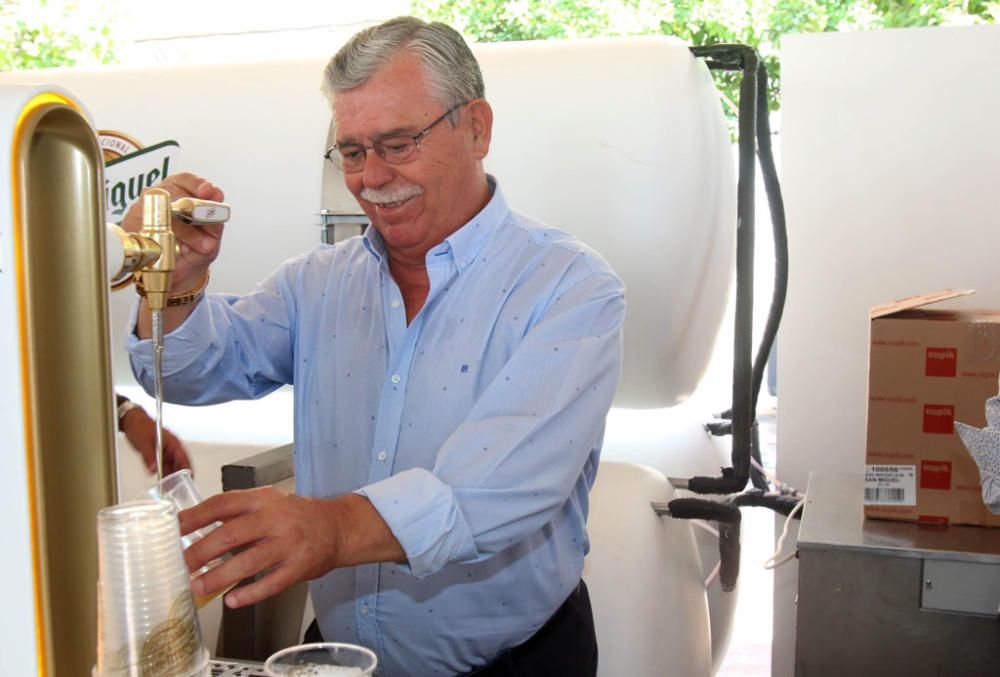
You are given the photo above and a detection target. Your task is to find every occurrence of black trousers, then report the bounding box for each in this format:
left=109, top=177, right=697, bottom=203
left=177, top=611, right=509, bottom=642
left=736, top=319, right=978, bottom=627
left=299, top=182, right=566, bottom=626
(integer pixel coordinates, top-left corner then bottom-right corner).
left=304, top=580, right=598, bottom=677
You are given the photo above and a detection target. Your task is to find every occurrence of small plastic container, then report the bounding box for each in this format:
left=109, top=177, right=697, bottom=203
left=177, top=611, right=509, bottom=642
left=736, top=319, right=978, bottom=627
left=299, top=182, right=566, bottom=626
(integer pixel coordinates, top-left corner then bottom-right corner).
left=138, top=469, right=234, bottom=606
left=138, top=469, right=221, bottom=550
left=94, top=499, right=209, bottom=677
left=264, top=642, right=378, bottom=676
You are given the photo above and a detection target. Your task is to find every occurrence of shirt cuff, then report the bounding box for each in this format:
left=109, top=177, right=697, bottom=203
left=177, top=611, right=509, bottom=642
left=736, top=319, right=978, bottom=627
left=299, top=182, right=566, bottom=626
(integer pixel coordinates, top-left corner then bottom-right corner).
left=358, top=468, right=478, bottom=578
left=124, top=296, right=216, bottom=375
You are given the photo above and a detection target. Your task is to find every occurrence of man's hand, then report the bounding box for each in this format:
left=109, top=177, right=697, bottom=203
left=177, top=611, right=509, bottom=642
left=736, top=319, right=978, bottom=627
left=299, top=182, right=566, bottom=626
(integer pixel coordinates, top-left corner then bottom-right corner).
left=120, top=405, right=193, bottom=476
left=179, top=487, right=405, bottom=608
left=125, top=172, right=226, bottom=338
left=122, top=172, right=226, bottom=293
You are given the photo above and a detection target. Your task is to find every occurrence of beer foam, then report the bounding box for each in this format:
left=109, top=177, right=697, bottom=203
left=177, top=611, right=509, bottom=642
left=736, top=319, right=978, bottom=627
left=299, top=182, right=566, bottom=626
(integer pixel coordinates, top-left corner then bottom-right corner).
left=279, top=665, right=366, bottom=676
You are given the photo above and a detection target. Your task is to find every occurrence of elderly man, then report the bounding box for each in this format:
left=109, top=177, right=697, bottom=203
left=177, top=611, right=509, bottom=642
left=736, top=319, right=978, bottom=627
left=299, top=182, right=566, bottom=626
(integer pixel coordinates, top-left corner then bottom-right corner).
left=126, top=16, right=624, bottom=676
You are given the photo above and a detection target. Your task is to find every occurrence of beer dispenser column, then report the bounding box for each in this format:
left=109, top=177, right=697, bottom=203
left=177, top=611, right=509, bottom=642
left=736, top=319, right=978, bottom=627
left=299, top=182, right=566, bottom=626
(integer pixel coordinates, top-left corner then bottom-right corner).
left=0, top=85, right=117, bottom=677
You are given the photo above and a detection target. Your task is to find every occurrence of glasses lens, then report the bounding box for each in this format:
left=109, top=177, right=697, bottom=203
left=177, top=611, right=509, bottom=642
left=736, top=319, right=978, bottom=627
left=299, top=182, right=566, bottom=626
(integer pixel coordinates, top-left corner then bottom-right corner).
left=330, top=145, right=365, bottom=173
left=375, top=136, right=419, bottom=165
left=326, top=134, right=423, bottom=173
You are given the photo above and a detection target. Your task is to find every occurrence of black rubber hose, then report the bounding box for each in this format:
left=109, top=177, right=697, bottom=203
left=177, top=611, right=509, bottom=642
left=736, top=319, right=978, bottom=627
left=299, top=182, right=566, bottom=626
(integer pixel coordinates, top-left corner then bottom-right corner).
left=749, top=61, right=788, bottom=415
left=686, top=44, right=758, bottom=496
left=667, top=498, right=742, bottom=591
left=749, top=422, right=769, bottom=491
left=715, top=62, right=788, bottom=427
left=730, top=490, right=803, bottom=517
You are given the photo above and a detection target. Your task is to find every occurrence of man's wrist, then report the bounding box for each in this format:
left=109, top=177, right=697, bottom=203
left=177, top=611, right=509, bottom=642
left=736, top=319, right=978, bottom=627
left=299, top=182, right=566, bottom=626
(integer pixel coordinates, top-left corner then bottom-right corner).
left=135, top=270, right=210, bottom=307
left=116, top=399, right=142, bottom=431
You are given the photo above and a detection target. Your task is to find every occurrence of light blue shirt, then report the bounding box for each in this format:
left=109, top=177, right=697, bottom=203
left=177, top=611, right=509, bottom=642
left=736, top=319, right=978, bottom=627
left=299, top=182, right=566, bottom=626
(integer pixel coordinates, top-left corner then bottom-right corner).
left=128, top=179, right=625, bottom=676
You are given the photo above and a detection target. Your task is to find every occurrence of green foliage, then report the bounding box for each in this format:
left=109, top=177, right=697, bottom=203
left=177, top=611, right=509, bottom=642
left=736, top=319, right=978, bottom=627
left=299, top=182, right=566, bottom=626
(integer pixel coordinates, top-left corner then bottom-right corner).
left=412, top=0, right=998, bottom=123
left=0, top=1, right=118, bottom=71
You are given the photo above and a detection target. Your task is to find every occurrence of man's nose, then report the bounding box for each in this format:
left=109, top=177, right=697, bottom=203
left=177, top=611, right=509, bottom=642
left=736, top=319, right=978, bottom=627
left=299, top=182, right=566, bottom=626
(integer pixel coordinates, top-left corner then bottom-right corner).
left=362, top=148, right=394, bottom=187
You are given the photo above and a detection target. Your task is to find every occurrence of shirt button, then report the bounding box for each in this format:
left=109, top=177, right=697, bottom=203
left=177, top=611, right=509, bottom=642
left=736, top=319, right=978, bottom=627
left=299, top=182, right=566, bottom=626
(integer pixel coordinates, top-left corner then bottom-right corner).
left=377, top=451, right=387, bottom=461
left=391, top=300, right=401, bottom=309
left=360, top=605, right=370, bottom=617
left=391, top=374, right=401, bottom=384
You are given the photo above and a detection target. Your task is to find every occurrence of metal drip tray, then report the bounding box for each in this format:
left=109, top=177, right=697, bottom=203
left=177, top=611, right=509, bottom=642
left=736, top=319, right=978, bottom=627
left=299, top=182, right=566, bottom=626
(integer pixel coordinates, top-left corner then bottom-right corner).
left=210, top=658, right=269, bottom=676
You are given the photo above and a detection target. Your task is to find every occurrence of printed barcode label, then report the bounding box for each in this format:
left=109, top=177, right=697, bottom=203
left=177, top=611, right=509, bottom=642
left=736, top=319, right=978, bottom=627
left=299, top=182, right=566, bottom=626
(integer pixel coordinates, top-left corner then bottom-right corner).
left=864, top=464, right=917, bottom=505
left=864, top=487, right=906, bottom=503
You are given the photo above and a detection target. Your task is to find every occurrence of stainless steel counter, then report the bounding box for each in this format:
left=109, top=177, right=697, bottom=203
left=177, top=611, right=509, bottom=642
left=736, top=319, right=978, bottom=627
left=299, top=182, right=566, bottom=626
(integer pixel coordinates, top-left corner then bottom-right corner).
left=794, top=472, right=1000, bottom=676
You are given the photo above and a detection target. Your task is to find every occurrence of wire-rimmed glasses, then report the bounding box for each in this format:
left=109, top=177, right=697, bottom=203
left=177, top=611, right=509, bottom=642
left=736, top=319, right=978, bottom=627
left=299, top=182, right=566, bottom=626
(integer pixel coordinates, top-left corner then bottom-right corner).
left=324, top=101, right=467, bottom=173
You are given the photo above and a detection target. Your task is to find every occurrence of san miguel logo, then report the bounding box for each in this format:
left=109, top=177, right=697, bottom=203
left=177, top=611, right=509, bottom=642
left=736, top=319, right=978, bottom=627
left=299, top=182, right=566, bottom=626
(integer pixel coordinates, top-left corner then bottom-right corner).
left=99, top=130, right=180, bottom=221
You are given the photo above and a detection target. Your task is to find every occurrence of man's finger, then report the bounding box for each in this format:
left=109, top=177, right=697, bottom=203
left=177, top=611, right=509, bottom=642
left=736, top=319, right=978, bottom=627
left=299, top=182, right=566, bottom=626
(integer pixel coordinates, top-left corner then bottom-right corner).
left=189, top=538, right=285, bottom=605
left=194, top=180, right=225, bottom=202
left=178, top=488, right=265, bottom=535
left=222, top=562, right=299, bottom=609
left=181, top=491, right=284, bottom=570
left=162, top=172, right=220, bottom=198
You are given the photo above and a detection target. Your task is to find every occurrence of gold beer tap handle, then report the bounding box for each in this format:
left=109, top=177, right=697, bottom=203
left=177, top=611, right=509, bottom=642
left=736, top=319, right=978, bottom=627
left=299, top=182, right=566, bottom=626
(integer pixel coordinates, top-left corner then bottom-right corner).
left=170, top=197, right=231, bottom=224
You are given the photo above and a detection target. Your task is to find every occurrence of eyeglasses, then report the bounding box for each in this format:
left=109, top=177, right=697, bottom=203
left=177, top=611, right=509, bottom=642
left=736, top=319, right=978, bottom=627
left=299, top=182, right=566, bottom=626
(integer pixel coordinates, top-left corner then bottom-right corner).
left=325, top=101, right=467, bottom=173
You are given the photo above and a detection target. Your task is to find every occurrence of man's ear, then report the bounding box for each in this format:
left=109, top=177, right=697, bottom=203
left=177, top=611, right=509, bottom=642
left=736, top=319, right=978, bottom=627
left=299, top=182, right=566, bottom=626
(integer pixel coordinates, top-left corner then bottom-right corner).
left=466, top=99, right=493, bottom=159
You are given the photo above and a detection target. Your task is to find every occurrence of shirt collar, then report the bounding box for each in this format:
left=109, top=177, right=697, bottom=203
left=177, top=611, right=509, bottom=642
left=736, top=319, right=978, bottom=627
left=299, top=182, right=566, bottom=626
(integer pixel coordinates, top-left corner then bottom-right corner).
left=437, top=174, right=506, bottom=273
left=362, top=175, right=509, bottom=274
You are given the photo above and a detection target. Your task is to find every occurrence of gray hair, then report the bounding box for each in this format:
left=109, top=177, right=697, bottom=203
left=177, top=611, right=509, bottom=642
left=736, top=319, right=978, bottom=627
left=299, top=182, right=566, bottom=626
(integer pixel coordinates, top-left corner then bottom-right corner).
left=323, top=16, right=484, bottom=119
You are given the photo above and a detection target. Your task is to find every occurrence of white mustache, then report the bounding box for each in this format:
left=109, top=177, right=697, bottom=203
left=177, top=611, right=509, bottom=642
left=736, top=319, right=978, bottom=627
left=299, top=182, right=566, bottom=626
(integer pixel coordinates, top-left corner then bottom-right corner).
left=360, top=184, right=423, bottom=205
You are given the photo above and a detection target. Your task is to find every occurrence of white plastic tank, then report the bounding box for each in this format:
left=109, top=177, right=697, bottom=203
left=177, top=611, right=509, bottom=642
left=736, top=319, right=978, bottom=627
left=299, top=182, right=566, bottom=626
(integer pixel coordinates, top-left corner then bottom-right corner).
left=583, top=461, right=712, bottom=677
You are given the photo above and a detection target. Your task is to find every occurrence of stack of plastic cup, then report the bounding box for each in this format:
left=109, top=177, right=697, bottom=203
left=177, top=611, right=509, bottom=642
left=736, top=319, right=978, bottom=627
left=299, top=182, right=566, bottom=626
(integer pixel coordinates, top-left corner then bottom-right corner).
left=264, top=643, right=378, bottom=676
left=138, top=469, right=233, bottom=608
left=94, top=499, right=209, bottom=677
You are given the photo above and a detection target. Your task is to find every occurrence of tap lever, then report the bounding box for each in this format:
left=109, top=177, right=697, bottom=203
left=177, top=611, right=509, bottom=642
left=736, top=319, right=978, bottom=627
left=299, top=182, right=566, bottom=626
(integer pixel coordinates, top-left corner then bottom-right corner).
left=171, top=197, right=231, bottom=224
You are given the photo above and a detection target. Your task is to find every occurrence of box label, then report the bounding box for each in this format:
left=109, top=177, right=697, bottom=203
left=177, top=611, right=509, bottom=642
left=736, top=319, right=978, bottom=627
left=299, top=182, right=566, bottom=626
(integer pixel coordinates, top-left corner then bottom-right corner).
left=922, top=404, right=954, bottom=433
left=925, top=347, right=957, bottom=377
left=920, top=460, right=952, bottom=490
left=864, top=465, right=917, bottom=505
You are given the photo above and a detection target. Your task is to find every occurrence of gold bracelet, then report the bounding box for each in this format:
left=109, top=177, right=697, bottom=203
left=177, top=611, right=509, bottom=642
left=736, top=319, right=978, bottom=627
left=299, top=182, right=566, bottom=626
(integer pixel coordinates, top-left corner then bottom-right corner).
left=135, top=270, right=210, bottom=307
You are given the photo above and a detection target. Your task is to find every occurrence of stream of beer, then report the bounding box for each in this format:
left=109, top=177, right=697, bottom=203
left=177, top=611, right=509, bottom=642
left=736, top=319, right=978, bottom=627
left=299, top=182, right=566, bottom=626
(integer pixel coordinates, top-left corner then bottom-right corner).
left=152, top=308, right=165, bottom=485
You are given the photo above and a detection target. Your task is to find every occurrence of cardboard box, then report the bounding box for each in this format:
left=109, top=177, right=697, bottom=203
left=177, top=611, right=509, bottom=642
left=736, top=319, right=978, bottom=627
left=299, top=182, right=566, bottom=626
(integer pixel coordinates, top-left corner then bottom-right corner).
left=865, top=289, right=1000, bottom=527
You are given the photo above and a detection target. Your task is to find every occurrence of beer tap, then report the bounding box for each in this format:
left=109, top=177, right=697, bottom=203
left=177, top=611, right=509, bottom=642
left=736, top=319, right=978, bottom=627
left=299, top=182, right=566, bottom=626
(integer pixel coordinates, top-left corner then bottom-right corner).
left=105, top=189, right=230, bottom=481
left=135, top=188, right=175, bottom=311
left=106, top=190, right=231, bottom=298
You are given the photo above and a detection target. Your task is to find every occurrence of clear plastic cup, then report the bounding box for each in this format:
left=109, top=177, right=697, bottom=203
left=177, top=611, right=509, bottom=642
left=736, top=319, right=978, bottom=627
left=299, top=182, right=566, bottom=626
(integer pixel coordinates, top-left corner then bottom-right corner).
left=138, top=469, right=219, bottom=550
left=94, top=499, right=209, bottom=677
left=264, top=642, right=378, bottom=676
left=138, top=469, right=234, bottom=607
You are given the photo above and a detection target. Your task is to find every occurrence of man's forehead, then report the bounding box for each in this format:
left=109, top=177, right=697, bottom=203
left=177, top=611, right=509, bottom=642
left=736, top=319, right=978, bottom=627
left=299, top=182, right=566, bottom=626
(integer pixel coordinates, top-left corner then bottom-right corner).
left=332, top=52, right=435, bottom=139
left=333, top=93, right=437, bottom=143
